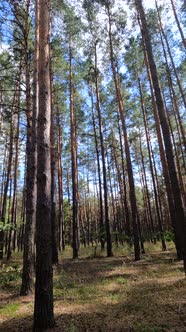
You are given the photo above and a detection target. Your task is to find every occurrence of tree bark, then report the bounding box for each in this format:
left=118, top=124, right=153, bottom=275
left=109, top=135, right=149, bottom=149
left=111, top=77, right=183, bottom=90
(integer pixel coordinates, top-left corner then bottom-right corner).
left=170, top=0, right=186, bottom=48
left=155, top=0, right=186, bottom=108
left=56, top=100, right=65, bottom=251
left=107, top=4, right=140, bottom=260
left=33, top=0, right=55, bottom=329
left=69, top=33, right=79, bottom=259
left=136, top=0, right=186, bottom=268
left=94, top=44, right=113, bottom=257
left=21, top=0, right=37, bottom=295
left=90, top=86, right=105, bottom=250
left=0, top=82, right=18, bottom=259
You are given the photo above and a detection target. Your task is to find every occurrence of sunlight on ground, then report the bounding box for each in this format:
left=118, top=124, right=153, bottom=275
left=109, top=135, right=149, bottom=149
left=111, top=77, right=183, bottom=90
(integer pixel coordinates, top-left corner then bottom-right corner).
left=0, top=243, right=186, bottom=331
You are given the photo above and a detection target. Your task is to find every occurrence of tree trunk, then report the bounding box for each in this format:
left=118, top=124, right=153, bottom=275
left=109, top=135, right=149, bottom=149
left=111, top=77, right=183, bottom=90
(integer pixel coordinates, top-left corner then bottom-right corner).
left=90, top=86, right=105, bottom=250
left=56, top=100, right=65, bottom=251
left=21, top=0, right=37, bottom=295
left=7, top=80, right=21, bottom=260
left=33, top=0, right=55, bottom=329
left=0, top=84, right=17, bottom=259
left=170, top=0, right=186, bottom=48
left=50, top=71, right=58, bottom=265
left=155, top=0, right=186, bottom=108
left=117, top=112, right=131, bottom=239
left=69, top=33, right=79, bottom=259
left=107, top=5, right=140, bottom=260
left=136, top=0, right=186, bottom=268
left=94, top=44, right=113, bottom=257
left=138, top=77, right=166, bottom=251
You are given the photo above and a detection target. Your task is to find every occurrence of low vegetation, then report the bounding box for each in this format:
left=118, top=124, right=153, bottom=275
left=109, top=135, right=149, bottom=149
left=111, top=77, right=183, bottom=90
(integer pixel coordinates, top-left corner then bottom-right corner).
left=1, top=243, right=186, bottom=331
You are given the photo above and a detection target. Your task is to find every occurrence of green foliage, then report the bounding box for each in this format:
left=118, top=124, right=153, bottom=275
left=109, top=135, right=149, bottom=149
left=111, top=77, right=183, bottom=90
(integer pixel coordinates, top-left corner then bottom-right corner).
left=163, top=230, right=175, bottom=242
left=0, top=265, right=22, bottom=289
left=0, top=0, right=185, bottom=282
left=83, top=0, right=97, bottom=23
left=0, top=222, right=16, bottom=232
left=111, top=231, right=133, bottom=247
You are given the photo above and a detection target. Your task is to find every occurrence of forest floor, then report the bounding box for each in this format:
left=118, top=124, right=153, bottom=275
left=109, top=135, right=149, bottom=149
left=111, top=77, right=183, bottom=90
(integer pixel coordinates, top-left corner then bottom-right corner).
left=0, top=243, right=186, bottom=332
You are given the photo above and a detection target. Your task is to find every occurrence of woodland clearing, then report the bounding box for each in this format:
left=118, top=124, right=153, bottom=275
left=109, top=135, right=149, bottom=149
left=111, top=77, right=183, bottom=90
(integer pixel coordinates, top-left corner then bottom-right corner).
left=0, top=244, right=186, bottom=332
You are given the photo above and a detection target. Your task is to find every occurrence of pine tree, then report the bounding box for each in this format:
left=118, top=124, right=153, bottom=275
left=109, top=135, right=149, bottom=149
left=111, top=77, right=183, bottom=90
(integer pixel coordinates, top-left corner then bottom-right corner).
left=33, top=0, right=55, bottom=329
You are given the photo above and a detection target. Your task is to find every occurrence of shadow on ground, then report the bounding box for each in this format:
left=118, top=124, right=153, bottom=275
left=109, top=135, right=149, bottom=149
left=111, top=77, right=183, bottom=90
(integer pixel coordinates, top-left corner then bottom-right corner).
left=1, top=251, right=186, bottom=332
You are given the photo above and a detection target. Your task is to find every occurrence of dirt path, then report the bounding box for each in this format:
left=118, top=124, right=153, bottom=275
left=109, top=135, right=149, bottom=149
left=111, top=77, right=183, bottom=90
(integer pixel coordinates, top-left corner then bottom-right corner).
left=0, top=251, right=186, bottom=331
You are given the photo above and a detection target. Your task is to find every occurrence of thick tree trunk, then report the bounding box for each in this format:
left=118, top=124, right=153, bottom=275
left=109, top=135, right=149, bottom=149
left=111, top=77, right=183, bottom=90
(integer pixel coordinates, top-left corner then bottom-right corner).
left=33, top=0, right=55, bottom=329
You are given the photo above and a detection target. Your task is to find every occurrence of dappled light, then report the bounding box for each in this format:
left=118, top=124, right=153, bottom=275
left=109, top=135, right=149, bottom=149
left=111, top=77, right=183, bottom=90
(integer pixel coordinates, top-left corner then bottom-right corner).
left=0, top=0, right=185, bottom=330
left=1, top=248, right=186, bottom=331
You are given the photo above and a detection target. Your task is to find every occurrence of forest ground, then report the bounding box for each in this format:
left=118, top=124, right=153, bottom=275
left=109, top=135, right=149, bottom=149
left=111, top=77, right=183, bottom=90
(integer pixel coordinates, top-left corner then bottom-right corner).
left=0, top=243, right=186, bottom=332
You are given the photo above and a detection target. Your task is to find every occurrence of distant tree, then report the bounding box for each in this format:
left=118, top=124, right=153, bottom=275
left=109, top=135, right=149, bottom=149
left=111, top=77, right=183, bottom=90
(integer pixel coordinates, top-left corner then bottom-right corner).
left=135, top=0, right=186, bottom=269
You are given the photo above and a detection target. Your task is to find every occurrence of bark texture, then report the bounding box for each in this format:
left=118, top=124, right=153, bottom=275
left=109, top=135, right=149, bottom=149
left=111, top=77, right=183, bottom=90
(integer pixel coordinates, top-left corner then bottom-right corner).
left=33, top=0, right=55, bottom=329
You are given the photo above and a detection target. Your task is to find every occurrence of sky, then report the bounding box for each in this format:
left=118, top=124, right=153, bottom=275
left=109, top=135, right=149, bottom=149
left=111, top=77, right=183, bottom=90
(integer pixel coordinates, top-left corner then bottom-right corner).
left=144, top=0, right=158, bottom=8
left=0, top=0, right=184, bottom=192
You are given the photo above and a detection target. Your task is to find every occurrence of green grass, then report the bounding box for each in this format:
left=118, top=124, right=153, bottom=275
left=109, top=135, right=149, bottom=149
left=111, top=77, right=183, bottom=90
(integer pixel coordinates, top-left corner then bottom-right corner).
left=58, top=241, right=176, bottom=261
left=0, top=303, right=20, bottom=317
left=107, top=291, right=122, bottom=302
left=67, top=321, right=79, bottom=332
left=135, top=323, right=169, bottom=332
left=1, top=242, right=185, bottom=332
left=115, top=276, right=128, bottom=284
left=142, top=241, right=175, bottom=253
left=54, top=270, right=76, bottom=290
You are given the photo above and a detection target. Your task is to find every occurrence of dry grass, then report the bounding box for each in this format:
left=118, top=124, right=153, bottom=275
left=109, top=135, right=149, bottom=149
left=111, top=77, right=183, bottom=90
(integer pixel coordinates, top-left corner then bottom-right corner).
left=0, top=244, right=186, bottom=331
